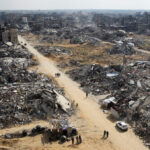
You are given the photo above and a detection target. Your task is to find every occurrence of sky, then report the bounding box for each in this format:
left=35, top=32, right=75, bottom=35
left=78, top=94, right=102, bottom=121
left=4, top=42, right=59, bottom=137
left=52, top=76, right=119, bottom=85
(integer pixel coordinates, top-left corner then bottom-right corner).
left=0, top=0, right=150, bottom=10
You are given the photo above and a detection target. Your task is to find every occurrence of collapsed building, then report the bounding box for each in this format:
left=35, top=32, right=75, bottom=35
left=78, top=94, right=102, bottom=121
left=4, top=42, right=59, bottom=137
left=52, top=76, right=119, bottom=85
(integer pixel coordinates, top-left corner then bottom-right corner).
left=1, top=11, right=150, bottom=34
left=92, top=12, right=150, bottom=34
left=0, top=43, right=73, bottom=129
left=67, top=62, right=150, bottom=147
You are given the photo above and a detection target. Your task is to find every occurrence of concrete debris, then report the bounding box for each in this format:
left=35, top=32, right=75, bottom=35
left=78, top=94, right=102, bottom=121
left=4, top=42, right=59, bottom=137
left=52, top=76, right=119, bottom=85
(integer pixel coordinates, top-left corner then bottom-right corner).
left=106, top=72, right=119, bottom=77
left=1, top=11, right=150, bottom=148
left=0, top=44, right=72, bottom=129
left=108, top=41, right=135, bottom=55
left=0, top=44, right=33, bottom=59
left=67, top=64, right=124, bottom=95
left=70, top=35, right=102, bottom=46
left=67, top=62, right=150, bottom=145
left=55, top=90, right=71, bottom=112
left=35, top=46, right=70, bottom=56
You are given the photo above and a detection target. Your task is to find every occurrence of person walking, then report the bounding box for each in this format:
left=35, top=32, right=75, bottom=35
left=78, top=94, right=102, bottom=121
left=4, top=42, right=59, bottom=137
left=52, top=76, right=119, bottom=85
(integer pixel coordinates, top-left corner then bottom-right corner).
left=76, top=103, right=78, bottom=108
left=86, top=90, right=89, bottom=98
left=71, top=136, right=74, bottom=145
left=106, top=131, right=109, bottom=138
left=76, top=136, right=79, bottom=144
left=103, top=130, right=106, bottom=138
left=79, top=135, right=82, bottom=144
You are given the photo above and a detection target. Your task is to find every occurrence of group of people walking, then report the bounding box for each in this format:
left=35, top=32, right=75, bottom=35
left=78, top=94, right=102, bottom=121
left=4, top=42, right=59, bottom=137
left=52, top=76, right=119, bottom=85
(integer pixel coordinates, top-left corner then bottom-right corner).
left=71, top=130, right=109, bottom=146
left=71, top=135, right=82, bottom=145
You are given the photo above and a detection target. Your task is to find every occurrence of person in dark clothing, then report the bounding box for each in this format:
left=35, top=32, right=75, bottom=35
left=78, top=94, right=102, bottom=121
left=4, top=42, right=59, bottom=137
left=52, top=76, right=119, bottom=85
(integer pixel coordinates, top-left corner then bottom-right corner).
left=76, top=136, right=79, bottom=144
left=103, top=130, right=106, bottom=138
left=76, top=103, right=78, bottom=108
left=79, top=135, right=82, bottom=144
left=106, top=131, right=109, bottom=138
left=86, top=91, right=88, bottom=98
left=71, top=137, right=74, bottom=145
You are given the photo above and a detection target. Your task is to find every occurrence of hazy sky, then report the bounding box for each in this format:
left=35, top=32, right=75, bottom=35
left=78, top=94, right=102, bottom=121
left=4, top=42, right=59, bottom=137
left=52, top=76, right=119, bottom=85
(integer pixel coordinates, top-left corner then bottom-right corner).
left=0, top=0, right=150, bottom=10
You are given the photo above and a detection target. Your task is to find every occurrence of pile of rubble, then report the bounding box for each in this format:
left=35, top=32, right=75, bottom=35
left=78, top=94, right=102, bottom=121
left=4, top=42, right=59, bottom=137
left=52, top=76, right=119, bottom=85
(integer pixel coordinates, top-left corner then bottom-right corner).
left=35, top=46, right=70, bottom=56
left=0, top=44, right=33, bottom=58
left=0, top=44, right=72, bottom=129
left=66, top=64, right=124, bottom=95
left=57, top=60, right=81, bottom=69
left=67, top=62, right=150, bottom=145
left=0, top=58, right=37, bottom=84
left=108, top=42, right=135, bottom=55
left=107, top=37, right=136, bottom=55
left=70, top=35, right=101, bottom=46
left=40, top=35, right=61, bottom=44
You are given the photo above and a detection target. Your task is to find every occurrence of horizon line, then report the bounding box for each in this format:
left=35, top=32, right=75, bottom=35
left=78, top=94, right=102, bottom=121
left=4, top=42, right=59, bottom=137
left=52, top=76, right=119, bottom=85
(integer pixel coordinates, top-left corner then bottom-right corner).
left=0, top=9, right=150, bottom=11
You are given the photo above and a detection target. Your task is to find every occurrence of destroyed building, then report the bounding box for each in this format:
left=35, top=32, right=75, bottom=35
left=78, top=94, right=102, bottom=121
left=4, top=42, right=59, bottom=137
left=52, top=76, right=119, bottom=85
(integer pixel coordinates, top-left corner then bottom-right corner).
left=0, top=43, right=73, bottom=129
left=67, top=62, right=150, bottom=146
left=0, top=24, right=18, bottom=44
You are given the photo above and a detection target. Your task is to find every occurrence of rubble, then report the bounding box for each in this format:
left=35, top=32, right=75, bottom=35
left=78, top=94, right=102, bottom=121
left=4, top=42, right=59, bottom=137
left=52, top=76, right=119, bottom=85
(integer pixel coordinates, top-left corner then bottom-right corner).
left=108, top=41, right=135, bottom=55
left=1, top=10, right=150, bottom=148
left=67, top=62, right=150, bottom=146
left=0, top=44, right=72, bottom=129
left=66, top=64, right=124, bottom=95
left=70, top=35, right=102, bottom=46
left=0, top=44, right=33, bottom=59
left=35, top=46, right=70, bottom=56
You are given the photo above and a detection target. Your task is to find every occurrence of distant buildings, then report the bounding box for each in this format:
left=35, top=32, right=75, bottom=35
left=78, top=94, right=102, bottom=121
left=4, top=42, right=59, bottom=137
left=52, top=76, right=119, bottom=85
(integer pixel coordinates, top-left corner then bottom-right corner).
left=0, top=24, right=18, bottom=44
left=22, top=17, right=28, bottom=24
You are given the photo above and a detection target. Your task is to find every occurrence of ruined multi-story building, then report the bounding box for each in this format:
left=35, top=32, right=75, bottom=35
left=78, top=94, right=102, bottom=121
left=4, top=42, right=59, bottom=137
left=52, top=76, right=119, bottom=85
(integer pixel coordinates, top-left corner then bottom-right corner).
left=22, top=17, right=28, bottom=24
left=0, top=25, right=18, bottom=44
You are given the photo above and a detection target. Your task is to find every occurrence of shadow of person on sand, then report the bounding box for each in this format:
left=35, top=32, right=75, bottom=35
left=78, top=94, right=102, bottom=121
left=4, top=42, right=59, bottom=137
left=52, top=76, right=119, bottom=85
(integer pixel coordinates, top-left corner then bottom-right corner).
left=68, top=144, right=78, bottom=148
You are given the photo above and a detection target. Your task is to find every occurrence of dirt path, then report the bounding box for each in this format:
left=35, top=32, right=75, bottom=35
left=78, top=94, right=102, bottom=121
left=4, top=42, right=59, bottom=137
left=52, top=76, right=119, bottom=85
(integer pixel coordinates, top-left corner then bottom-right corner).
left=135, top=47, right=150, bottom=54
left=17, top=36, right=148, bottom=150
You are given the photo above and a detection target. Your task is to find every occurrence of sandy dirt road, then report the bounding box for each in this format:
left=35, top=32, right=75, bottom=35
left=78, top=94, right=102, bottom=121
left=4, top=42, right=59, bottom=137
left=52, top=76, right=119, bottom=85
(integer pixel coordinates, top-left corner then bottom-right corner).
left=8, top=35, right=147, bottom=150
left=135, top=47, right=150, bottom=54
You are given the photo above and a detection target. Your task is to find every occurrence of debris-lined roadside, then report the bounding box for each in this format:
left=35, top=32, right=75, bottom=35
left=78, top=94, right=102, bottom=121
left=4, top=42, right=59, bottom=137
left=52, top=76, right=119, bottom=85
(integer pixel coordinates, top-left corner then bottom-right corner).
left=21, top=23, right=150, bottom=149
left=2, top=119, right=78, bottom=145
left=67, top=62, right=150, bottom=147
left=13, top=35, right=148, bottom=150
left=0, top=43, right=73, bottom=129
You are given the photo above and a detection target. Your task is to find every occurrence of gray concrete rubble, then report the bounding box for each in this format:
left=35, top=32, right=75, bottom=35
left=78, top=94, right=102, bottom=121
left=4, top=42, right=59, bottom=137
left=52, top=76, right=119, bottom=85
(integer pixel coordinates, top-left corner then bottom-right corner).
left=67, top=62, right=150, bottom=147
left=108, top=41, right=135, bottom=55
left=34, top=46, right=70, bottom=56
left=0, top=44, right=73, bottom=129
